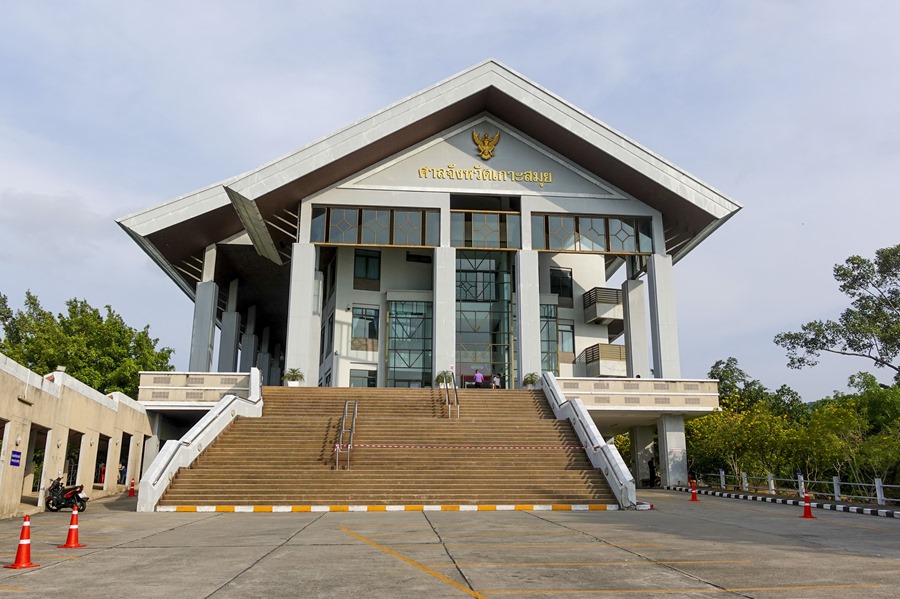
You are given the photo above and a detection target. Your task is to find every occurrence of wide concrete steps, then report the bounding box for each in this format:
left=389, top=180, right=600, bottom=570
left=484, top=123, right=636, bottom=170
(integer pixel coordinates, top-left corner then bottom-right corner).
left=159, top=386, right=615, bottom=508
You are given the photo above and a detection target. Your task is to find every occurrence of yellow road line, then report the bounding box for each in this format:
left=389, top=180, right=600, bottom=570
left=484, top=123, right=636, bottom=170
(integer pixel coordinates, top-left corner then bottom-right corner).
left=480, top=583, right=881, bottom=594
left=425, top=560, right=750, bottom=567
left=340, top=526, right=488, bottom=599
left=389, top=542, right=662, bottom=550
left=0, top=586, right=26, bottom=592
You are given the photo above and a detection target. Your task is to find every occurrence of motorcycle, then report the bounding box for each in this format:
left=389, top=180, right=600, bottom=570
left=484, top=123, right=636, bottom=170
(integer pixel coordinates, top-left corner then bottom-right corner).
left=45, top=477, right=88, bottom=512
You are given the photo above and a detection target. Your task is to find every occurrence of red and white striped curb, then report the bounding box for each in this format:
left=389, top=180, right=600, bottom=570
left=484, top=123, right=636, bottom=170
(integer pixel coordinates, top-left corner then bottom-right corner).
left=158, top=503, right=619, bottom=513
left=335, top=444, right=587, bottom=450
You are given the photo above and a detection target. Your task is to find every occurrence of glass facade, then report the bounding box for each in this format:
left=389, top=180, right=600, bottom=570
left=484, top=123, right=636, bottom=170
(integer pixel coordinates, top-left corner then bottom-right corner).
left=451, top=211, right=521, bottom=249
left=532, top=214, right=653, bottom=254
left=540, top=304, right=559, bottom=375
left=456, top=250, right=514, bottom=387
left=310, top=206, right=438, bottom=247
left=386, top=301, right=433, bottom=388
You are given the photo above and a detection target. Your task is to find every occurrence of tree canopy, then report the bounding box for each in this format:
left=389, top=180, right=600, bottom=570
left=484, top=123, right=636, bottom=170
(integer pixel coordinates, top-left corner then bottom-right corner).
left=774, top=243, right=900, bottom=382
left=0, top=291, right=173, bottom=398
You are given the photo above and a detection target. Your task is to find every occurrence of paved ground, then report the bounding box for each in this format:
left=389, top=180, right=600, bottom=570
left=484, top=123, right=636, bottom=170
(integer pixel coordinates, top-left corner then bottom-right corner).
left=0, top=489, right=897, bottom=598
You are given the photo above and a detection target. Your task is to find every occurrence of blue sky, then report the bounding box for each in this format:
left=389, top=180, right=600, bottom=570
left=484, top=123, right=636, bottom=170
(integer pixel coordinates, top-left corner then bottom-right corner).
left=1, top=1, right=899, bottom=401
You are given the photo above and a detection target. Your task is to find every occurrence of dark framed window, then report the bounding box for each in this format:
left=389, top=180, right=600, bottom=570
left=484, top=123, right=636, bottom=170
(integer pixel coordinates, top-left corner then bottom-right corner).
left=550, top=268, right=573, bottom=309
left=311, top=206, right=438, bottom=247
left=540, top=304, right=559, bottom=376
left=530, top=214, right=653, bottom=254
left=558, top=320, right=575, bottom=354
left=351, top=307, right=379, bottom=351
left=354, top=249, right=381, bottom=291
left=350, top=369, right=377, bottom=388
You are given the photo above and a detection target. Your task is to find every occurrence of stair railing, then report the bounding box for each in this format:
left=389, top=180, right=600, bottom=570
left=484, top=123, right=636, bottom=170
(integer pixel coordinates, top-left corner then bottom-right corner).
left=335, top=399, right=358, bottom=470
left=443, top=376, right=460, bottom=419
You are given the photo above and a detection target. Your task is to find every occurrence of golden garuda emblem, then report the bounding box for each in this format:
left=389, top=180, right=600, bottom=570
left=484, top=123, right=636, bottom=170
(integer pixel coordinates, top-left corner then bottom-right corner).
left=473, top=130, right=501, bottom=160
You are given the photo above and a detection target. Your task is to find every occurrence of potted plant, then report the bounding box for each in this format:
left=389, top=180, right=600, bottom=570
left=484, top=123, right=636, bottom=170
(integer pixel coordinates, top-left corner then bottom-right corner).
left=282, top=368, right=304, bottom=387
left=522, top=372, right=540, bottom=390
left=434, top=370, right=455, bottom=388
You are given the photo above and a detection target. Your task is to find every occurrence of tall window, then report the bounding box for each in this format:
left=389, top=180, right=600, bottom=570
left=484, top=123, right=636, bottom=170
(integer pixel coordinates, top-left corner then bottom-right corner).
left=350, top=369, right=377, bottom=388
left=354, top=249, right=381, bottom=291
left=550, top=267, right=573, bottom=309
left=558, top=320, right=575, bottom=355
left=351, top=307, right=379, bottom=351
left=540, top=304, right=559, bottom=375
left=386, top=301, right=433, bottom=388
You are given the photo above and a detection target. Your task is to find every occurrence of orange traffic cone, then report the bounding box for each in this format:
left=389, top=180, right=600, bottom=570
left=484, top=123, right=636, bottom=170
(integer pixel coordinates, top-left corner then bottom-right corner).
left=690, top=479, right=700, bottom=502
left=58, top=506, right=86, bottom=548
left=4, top=515, right=39, bottom=569
left=128, top=478, right=135, bottom=497
left=800, top=490, right=816, bottom=519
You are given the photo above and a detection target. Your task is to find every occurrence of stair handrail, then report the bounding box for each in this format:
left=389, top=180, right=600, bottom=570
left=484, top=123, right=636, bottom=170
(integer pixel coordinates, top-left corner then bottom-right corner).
left=335, top=399, right=358, bottom=470
left=137, top=367, right=263, bottom=512
left=443, top=376, right=460, bottom=419
left=541, top=372, right=637, bottom=508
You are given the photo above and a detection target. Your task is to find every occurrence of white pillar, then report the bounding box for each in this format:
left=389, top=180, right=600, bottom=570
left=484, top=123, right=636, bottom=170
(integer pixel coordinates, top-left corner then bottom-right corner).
left=515, top=249, right=542, bottom=386
left=239, top=306, right=258, bottom=373
left=189, top=281, right=218, bottom=372
left=629, top=425, right=655, bottom=487
left=657, top=414, right=688, bottom=487
left=218, top=280, right=241, bottom=372
left=432, top=246, right=456, bottom=384
left=285, top=242, right=319, bottom=383
left=647, top=254, right=681, bottom=378
left=622, top=279, right=651, bottom=378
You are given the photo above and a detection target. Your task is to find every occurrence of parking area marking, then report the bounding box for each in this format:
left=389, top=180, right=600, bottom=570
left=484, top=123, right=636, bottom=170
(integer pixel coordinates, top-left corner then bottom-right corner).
left=479, top=583, right=882, bottom=595
left=340, top=526, right=488, bottom=599
left=425, top=559, right=750, bottom=568
left=389, top=542, right=663, bottom=550
left=0, top=586, right=26, bottom=592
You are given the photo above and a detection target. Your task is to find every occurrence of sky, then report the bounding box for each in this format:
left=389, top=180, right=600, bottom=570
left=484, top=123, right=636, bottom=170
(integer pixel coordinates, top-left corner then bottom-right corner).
left=1, top=1, right=898, bottom=402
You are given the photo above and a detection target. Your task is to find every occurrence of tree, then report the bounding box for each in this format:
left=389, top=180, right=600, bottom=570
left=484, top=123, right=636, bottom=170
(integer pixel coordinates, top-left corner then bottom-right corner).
left=0, top=291, right=173, bottom=398
left=775, top=244, right=900, bottom=382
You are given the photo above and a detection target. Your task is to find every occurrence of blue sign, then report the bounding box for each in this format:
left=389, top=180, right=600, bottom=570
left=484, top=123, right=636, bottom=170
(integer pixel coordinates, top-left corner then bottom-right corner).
left=10, top=451, right=21, bottom=467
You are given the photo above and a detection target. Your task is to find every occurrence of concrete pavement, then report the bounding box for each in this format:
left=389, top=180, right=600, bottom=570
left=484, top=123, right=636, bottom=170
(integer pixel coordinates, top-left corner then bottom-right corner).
left=0, top=489, right=897, bottom=598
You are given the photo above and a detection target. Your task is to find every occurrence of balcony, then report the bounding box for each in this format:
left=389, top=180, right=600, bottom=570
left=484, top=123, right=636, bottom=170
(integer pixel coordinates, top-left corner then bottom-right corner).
left=583, top=287, right=624, bottom=340
left=137, top=372, right=251, bottom=406
left=555, top=376, right=720, bottom=436
left=576, top=343, right=627, bottom=377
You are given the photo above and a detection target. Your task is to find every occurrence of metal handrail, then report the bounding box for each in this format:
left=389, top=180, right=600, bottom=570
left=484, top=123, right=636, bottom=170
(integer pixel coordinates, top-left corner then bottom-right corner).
left=442, top=377, right=460, bottom=419
left=335, top=399, right=358, bottom=470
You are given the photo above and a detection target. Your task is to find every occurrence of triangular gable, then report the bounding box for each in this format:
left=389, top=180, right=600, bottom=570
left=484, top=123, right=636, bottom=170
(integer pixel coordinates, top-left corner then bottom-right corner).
left=349, top=117, right=628, bottom=200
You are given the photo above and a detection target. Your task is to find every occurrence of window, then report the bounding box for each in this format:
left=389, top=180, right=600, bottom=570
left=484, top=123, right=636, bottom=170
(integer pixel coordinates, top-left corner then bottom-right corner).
left=354, top=249, right=381, bottom=291
left=540, top=304, right=559, bottom=376
left=530, top=214, right=653, bottom=254
left=558, top=320, right=575, bottom=355
left=350, top=369, right=377, bottom=388
left=311, top=206, right=438, bottom=247
left=351, top=307, right=379, bottom=351
left=550, top=268, right=573, bottom=309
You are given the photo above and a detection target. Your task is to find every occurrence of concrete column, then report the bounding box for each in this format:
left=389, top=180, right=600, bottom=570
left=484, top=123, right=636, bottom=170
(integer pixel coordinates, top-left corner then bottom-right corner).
left=218, top=280, right=241, bottom=372
left=189, top=281, right=218, bottom=371
left=657, top=414, right=688, bottom=487
left=647, top=254, right=681, bottom=378
left=515, top=249, right=542, bottom=386
left=432, top=246, right=456, bottom=382
left=285, top=242, right=318, bottom=383
left=622, top=279, right=651, bottom=378
left=239, top=306, right=258, bottom=373
left=629, top=426, right=656, bottom=488
left=141, top=413, right=162, bottom=478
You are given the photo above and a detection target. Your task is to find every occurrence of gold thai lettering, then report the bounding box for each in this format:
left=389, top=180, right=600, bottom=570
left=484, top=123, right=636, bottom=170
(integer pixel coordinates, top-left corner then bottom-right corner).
left=417, top=165, right=553, bottom=188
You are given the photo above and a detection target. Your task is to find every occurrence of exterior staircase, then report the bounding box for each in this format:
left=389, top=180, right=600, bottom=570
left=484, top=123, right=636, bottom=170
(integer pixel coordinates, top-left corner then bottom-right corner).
left=157, top=386, right=615, bottom=507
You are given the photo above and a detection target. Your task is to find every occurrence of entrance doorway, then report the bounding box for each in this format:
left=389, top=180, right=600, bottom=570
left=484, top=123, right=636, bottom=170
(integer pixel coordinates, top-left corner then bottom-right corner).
left=456, top=250, right=514, bottom=388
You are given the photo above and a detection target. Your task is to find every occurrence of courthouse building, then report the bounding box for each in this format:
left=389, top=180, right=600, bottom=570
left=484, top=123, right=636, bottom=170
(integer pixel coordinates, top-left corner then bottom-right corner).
left=119, top=62, right=739, bottom=487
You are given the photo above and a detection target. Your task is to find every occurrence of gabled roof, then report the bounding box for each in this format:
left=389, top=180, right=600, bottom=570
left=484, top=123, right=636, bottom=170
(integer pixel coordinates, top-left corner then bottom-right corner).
left=118, top=59, right=741, bottom=298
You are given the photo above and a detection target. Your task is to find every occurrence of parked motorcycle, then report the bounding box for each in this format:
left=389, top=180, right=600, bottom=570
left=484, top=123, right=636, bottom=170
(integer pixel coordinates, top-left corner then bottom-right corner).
left=45, top=477, right=88, bottom=512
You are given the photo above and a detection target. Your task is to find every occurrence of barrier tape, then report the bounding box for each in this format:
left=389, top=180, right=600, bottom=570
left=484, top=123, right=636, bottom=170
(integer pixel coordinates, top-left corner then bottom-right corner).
left=342, top=444, right=587, bottom=450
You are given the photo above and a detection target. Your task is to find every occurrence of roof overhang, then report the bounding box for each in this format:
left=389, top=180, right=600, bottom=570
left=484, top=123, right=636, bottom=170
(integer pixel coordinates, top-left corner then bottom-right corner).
left=118, top=59, right=741, bottom=302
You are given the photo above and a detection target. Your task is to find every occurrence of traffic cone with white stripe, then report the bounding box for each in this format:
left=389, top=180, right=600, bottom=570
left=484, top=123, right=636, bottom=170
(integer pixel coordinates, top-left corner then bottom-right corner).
left=4, top=515, right=39, bottom=569
left=690, top=479, right=700, bottom=502
left=800, top=490, right=816, bottom=519
left=58, top=505, right=86, bottom=548
left=128, top=478, right=135, bottom=497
